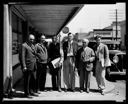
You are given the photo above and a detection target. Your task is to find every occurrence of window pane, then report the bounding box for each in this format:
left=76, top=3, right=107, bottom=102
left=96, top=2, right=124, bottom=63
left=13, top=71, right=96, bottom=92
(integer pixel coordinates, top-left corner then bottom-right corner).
left=12, top=12, right=18, bottom=32
left=18, top=19, right=22, bottom=33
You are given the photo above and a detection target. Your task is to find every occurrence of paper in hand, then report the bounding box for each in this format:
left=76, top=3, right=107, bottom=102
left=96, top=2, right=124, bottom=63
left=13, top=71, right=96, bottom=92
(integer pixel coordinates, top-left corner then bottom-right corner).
left=51, top=57, right=61, bottom=68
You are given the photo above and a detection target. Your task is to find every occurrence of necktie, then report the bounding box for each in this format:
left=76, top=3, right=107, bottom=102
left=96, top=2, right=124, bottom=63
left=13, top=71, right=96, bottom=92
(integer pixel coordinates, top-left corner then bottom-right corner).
left=31, top=44, right=36, bottom=53
left=68, top=42, right=71, bottom=53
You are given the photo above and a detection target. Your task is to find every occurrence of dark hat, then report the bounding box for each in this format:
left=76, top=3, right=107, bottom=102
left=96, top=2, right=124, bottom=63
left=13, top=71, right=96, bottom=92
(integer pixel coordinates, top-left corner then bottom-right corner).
left=94, top=35, right=102, bottom=40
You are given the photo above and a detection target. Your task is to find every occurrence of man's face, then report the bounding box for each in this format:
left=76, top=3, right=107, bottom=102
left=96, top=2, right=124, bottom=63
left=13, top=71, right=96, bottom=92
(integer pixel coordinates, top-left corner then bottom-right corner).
left=41, top=35, right=46, bottom=43
left=68, top=34, right=73, bottom=41
left=96, top=38, right=101, bottom=45
left=29, top=35, right=35, bottom=44
left=52, top=36, right=57, bottom=43
left=82, top=41, right=88, bottom=48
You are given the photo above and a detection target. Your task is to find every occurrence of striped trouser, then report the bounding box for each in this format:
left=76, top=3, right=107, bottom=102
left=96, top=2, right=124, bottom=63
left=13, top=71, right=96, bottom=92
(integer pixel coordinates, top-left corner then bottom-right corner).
left=63, top=56, right=75, bottom=89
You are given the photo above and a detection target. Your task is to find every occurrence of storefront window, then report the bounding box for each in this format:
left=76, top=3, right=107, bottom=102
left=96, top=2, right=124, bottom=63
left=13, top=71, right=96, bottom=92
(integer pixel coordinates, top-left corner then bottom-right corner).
left=12, top=12, right=23, bottom=55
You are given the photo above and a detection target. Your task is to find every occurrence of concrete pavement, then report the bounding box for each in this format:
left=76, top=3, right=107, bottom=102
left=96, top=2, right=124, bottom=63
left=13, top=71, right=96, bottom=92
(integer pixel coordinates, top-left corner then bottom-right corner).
left=3, top=71, right=116, bottom=101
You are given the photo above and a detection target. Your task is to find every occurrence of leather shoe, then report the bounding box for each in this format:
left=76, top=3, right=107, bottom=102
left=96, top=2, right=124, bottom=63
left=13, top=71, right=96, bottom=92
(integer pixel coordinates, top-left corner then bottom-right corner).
left=64, top=89, right=67, bottom=92
left=36, top=91, right=41, bottom=94
left=80, top=90, right=83, bottom=93
left=86, top=89, right=90, bottom=93
left=30, top=93, right=38, bottom=97
left=71, top=89, right=75, bottom=92
left=58, top=88, right=62, bottom=92
left=101, top=90, right=105, bottom=95
left=24, top=94, right=32, bottom=98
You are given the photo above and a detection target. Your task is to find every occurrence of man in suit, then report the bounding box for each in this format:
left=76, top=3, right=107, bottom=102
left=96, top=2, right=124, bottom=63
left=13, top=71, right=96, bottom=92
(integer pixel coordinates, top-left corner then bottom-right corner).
left=62, top=32, right=78, bottom=92
left=21, top=34, right=38, bottom=97
left=48, top=35, right=63, bottom=92
left=94, top=35, right=111, bottom=95
left=35, top=35, right=48, bottom=92
left=77, top=39, right=95, bottom=93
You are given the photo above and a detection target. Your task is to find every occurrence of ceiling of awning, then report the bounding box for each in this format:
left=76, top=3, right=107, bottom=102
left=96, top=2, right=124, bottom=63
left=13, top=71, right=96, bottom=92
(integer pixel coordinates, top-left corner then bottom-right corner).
left=19, top=4, right=84, bottom=36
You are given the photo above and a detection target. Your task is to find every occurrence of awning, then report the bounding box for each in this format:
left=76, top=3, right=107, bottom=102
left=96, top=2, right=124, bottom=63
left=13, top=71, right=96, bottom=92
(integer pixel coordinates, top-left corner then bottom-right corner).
left=18, top=4, right=84, bottom=37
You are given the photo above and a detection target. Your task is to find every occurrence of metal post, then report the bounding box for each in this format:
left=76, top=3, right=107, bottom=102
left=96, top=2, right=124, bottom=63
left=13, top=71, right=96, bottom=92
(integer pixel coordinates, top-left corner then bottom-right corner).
left=3, top=4, right=13, bottom=97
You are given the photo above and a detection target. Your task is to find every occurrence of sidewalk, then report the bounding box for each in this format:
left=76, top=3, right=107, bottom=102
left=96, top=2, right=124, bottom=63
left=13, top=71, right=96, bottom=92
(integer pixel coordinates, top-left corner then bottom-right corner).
left=3, top=72, right=115, bottom=101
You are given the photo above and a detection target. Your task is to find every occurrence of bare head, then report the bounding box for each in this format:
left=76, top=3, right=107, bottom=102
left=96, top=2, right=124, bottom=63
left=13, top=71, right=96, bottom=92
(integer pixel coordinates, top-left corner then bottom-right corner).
left=40, top=35, right=46, bottom=43
left=82, top=38, right=89, bottom=48
left=52, top=35, right=58, bottom=43
left=68, top=32, right=73, bottom=42
left=95, top=35, right=102, bottom=46
left=28, top=34, right=35, bottom=44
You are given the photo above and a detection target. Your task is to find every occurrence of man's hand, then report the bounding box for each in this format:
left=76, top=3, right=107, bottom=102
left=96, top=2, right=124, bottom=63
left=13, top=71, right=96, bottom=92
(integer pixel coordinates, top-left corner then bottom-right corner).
left=55, top=62, right=61, bottom=68
left=84, top=59, right=90, bottom=63
left=23, top=67, right=27, bottom=72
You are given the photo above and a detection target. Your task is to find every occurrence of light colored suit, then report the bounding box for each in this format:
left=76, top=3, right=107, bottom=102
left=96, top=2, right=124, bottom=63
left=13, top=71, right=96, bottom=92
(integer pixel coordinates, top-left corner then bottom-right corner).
left=95, top=43, right=111, bottom=90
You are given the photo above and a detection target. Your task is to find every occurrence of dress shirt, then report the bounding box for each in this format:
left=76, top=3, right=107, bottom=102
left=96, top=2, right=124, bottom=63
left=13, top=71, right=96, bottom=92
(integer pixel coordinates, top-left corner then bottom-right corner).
left=67, top=40, right=73, bottom=56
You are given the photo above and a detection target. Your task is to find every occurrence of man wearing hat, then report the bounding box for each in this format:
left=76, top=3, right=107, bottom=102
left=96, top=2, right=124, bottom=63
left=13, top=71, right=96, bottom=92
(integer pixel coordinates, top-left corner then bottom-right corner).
left=94, top=35, right=111, bottom=95
left=76, top=38, right=95, bottom=93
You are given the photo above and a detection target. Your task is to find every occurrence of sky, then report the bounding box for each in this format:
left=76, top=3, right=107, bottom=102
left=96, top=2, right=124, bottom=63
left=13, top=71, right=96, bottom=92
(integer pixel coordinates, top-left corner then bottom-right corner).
left=66, top=3, right=126, bottom=34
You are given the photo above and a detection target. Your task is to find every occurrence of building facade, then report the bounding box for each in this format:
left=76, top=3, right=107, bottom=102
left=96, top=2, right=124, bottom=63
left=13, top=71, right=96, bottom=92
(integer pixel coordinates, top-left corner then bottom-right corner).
left=3, top=5, right=40, bottom=94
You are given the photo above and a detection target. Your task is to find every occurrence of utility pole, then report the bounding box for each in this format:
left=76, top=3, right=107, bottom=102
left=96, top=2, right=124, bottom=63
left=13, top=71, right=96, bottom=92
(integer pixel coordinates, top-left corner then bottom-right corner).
left=109, top=9, right=124, bottom=41
left=115, top=9, right=118, bottom=41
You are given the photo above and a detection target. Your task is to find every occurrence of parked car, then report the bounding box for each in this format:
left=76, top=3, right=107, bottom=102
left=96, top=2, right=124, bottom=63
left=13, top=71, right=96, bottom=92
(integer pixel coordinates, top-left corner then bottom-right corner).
left=101, top=40, right=126, bottom=80
left=105, top=49, right=126, bottom=80
left=78, top=39, right=126, bottom=80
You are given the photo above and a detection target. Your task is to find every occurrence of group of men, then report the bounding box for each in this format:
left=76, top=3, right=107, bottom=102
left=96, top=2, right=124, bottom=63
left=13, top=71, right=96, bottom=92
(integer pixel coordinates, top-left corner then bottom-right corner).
left=21, top=32, right=110, bottom=98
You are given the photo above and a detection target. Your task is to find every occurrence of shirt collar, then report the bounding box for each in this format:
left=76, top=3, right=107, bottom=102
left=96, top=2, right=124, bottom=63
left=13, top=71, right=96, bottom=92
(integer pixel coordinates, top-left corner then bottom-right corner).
left=68, top=40, right=73, bottom=44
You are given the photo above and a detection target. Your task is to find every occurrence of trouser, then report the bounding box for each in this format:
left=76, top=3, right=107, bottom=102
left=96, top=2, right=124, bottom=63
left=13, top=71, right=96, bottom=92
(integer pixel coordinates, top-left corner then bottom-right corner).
left=36, top=62, right=47, bottom=91
left=23, top=70, right=36, bottom=95
left=95, top=60, right=106, bottom=90
left=63, top=56, right=75, bottom=89
left=79, top=63, right=91, bottom=90
left=50, top=64, right=62, bottom=89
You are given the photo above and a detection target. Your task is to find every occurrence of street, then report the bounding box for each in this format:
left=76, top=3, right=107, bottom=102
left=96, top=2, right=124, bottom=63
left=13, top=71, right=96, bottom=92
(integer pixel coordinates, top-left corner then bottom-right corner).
left=3, top=71, right=126, bottom=102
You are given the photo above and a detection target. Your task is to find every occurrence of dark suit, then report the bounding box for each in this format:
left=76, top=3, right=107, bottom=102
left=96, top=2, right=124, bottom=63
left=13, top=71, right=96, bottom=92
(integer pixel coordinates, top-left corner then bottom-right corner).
left=77, top=47, right=95, bottom=91
left=62, top=40, right=78, bottom=90
left=21, top=42, right=37, bottom=95
left=63, top=41, right=78, bottom=61
left=48, top=42, right=61, bottom=90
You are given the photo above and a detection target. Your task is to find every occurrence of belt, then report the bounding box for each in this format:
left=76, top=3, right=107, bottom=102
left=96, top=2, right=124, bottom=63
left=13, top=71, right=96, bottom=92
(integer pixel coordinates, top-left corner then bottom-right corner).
left=96, top=58, right=99, bottom=60
left=67, top=56, right=74, bottom=57
left=83, top=61, right=92, bottom=64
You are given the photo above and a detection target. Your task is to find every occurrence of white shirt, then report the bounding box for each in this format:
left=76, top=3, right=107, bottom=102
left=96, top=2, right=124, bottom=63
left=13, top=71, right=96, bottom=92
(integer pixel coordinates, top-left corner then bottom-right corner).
left=67, top=40, right=73, bottom=56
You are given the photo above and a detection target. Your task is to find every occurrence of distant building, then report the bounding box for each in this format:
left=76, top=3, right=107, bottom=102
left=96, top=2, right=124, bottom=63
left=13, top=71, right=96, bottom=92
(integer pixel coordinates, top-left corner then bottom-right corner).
left=90, top=20, right=126, bottom=51
left=75, top=32, right=94, bottom=41
left=104, top=20, right=126, bottom=50
left=93, top=29, right=113, bottom=41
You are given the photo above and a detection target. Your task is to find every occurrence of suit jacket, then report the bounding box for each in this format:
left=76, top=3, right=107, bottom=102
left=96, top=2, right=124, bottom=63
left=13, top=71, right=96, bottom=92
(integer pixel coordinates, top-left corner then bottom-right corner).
left=94, top=43, right=111, bottom=67
left=21, top=42, right=37, bottom=71
left=35, top=43, right=48, bottom=63
left=62, top=40, right=78, bottom=60
left=48, top=42, right=61, bottom=61
left=77, top=47, right=95, bottom=71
